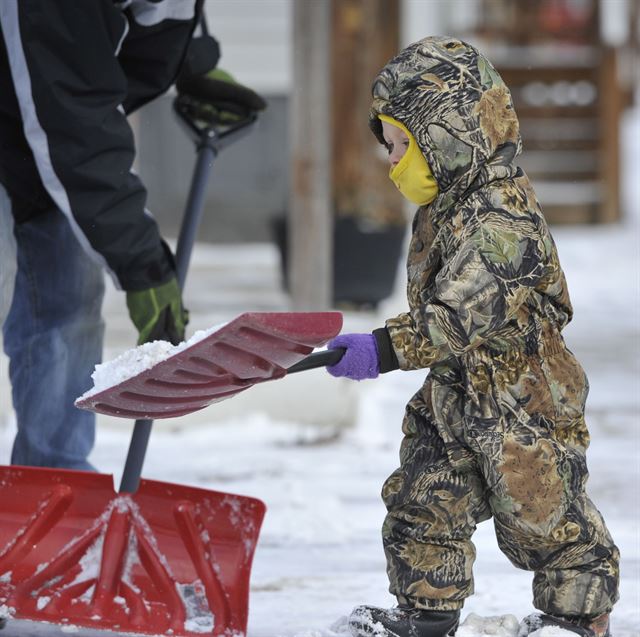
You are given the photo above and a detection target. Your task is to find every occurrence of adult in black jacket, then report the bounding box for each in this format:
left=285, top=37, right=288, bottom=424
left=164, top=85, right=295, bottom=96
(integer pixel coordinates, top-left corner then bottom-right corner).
left=0, top=1, right=201, bottom=469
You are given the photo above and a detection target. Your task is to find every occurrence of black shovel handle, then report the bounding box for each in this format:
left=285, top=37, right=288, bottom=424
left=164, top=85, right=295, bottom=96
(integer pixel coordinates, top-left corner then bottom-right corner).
left=287, top=348, right=345, bottom=374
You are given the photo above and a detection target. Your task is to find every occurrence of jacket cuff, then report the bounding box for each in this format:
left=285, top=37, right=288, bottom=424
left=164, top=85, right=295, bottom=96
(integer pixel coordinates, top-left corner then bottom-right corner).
left=373, top=327, right=400, bottom=374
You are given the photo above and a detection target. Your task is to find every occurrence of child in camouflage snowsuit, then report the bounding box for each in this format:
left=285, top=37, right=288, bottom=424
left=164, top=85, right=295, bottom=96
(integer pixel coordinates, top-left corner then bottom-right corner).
left=326, top=36, right=619, bottom=637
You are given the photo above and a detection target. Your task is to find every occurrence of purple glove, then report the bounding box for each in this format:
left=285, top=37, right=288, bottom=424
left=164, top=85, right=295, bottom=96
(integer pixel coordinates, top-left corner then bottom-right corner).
left=326, top=333, right=380, bottom=380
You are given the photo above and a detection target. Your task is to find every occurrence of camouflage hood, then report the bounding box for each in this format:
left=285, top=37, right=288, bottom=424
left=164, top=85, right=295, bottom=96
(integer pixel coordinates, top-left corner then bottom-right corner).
left=369, top=36, right=522, bottom=216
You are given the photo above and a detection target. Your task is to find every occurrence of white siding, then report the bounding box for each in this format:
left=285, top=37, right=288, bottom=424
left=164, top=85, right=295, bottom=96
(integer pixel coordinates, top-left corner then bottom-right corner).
left=203, top=0, right=292, bottom=95
left=400, top=0, right=479, bottom=47
left=202, top=0, right=486, bottom=96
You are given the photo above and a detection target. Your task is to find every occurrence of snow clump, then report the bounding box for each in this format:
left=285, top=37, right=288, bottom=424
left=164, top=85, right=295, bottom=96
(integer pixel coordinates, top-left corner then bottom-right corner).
left=78, top=322, right=228, bottom=398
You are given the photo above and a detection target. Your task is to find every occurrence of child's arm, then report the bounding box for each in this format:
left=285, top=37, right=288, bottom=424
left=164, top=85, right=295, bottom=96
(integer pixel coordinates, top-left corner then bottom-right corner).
left=386, top=217, right=550, bottom=370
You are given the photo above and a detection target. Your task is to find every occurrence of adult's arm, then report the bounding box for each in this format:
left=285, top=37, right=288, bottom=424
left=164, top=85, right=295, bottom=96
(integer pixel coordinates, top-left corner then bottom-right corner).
left=0, top=1, right=193, bottom=290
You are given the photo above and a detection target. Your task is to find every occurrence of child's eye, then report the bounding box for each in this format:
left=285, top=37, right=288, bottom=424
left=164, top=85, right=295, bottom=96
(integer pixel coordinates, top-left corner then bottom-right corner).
left=385, top=143, right=393, bottom=154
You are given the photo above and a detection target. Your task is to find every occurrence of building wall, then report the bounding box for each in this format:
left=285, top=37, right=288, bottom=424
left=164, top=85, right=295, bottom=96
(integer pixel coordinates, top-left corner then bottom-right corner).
left=136, top=93, right=289, bottom=243
left=133, top=0, right=292, bottom=243
left=134, top=0, right=471, bottom=243
left=204, top=0, right=292, bottom=94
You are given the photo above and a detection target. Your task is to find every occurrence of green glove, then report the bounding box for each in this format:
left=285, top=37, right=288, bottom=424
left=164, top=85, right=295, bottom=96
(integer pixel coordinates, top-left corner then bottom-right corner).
left=176, top=67, right=267, bottom=126
left=126, top=277, right=189, bottom=346
left=207, top=68, right=237, bottom=84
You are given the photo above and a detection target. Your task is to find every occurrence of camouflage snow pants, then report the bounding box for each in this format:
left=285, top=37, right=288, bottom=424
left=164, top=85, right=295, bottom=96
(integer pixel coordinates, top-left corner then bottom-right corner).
left=381, top=336, right=619, bottom=618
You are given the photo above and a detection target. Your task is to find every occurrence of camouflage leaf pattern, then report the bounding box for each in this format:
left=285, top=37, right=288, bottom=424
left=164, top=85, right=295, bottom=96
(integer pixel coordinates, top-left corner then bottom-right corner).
left=369, top=37, right=619, bottom=618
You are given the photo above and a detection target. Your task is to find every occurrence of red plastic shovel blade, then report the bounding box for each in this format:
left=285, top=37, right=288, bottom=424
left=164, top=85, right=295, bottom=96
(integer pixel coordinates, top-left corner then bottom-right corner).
left=75, top=311, right=343, bottom=419
left=0, top=466, right=265, bottom=637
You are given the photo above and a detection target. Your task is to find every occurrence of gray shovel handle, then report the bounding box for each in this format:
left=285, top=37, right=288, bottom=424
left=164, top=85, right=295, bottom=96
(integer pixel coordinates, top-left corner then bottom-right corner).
left=119, top=117, right=257, bottom=494
left=287, top=348, right=345, bottom=374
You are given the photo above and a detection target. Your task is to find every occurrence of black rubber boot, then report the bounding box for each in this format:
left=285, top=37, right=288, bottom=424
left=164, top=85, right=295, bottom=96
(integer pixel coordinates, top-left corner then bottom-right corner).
left=348, top=605, right=460, bottom=637
left=519, top=613, right=611, bottom=637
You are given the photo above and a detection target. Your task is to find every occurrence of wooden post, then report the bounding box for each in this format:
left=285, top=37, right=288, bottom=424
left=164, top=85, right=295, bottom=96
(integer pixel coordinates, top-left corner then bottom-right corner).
left=331, top=0, right=401, bottom=226
left=598, top=46, right=622, bottom=223
left=289, top=0, right=332, bottom=310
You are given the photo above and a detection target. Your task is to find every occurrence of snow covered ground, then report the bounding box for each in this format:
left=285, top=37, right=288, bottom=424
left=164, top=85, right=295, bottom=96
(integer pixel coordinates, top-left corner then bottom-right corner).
left=1, top=118, right=639, bottom=637
left=91, top=207, right=638, bottom=637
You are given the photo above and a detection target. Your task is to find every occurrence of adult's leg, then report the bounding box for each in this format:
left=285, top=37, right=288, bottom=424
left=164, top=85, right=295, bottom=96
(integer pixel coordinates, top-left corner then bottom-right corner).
left=382, top=386, right=490, bottom=611
left=3, top=208, right=105, bottom=470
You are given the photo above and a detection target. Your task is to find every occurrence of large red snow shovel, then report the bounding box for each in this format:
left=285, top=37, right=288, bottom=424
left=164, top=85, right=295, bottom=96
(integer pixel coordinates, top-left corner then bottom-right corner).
left=0, top=467, right=266, bottom=637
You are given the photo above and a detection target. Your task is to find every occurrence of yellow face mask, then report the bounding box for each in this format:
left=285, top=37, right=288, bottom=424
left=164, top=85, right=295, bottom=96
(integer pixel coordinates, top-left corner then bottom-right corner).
left=379, top=114, right=438, bottom=206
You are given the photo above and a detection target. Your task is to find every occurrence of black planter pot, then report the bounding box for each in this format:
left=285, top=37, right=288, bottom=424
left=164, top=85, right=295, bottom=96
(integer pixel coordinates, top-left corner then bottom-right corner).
left=272, top=215, right=406, bottom=308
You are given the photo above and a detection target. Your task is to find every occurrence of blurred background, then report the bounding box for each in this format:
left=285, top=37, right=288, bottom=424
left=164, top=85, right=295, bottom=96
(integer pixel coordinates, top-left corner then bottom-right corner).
left=1, top=4, right=638, bottom=633
left=132, top=0, right=639, bottom=313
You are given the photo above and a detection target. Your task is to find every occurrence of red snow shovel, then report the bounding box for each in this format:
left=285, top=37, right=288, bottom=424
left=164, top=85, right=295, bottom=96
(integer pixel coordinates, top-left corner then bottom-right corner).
left=75, top=311, right=344, bottom=421
left=0, top=61, right=343, bottom=637
left=0, top=467, right=267, bottom=637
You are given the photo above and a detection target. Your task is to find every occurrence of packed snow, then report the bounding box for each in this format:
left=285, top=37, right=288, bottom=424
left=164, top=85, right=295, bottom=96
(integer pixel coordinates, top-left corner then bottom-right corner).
left=455, top=614, right=520, bottom=636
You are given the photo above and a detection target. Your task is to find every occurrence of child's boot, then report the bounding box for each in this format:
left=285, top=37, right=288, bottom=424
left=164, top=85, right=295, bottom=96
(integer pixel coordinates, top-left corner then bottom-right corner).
left=348, top=605, right=460, bottom=637
left=519, top=612, right=610, bottom=637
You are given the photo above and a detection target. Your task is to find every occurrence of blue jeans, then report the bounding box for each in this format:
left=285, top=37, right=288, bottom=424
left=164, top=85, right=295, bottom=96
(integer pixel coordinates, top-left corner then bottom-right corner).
left=3, top=207, right=105, bottom=470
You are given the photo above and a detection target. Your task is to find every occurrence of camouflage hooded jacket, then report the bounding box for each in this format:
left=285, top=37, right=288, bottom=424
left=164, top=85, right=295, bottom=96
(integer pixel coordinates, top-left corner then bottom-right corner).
left=370, top=36, right=573, bottom=373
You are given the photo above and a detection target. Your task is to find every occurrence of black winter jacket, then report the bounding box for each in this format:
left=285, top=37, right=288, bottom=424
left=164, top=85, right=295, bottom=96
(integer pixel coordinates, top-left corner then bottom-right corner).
left=0, top=0, right=201, bottom=290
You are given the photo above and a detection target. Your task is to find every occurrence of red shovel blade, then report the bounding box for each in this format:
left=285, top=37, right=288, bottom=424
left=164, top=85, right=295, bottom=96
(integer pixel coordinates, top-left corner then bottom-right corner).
left=0, top=466, right=265, bottom=637
left=75, top=311, right=343, bottom=420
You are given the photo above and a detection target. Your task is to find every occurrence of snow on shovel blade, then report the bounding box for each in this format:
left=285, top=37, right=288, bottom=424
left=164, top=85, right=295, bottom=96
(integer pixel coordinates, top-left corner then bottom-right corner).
left=75, top=311, right=343, bottom=420
left=0, top=466, right=265, bottom=637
